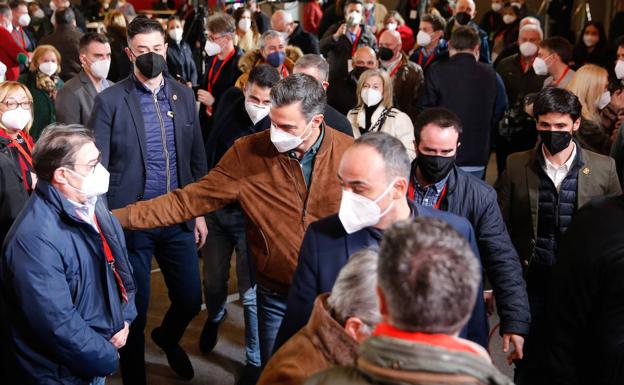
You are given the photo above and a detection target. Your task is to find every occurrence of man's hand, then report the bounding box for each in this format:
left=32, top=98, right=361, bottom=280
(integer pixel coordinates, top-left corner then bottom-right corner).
left=483, top=290, right=494, bottom=316
left=333, top=23, right=346, bottom=40
left=195, top=216, right=208, bottom=249
left=502, top=333, right=524, bottom=365
left=110, top=322, right=129, bottom=349
left=197, top=89, right=215, bottom=106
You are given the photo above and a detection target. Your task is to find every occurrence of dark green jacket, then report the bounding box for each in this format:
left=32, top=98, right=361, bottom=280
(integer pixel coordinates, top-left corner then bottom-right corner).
left=18, top=71, right=64, bottom=140
left=496, top=143, right=621, bottom=271
left=304, top=336, right=513, bottom=385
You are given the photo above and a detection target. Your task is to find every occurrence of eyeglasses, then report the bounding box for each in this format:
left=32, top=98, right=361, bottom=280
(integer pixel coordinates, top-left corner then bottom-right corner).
left=66, top=153, right=103, bottom=174
left=206, top=33, right=228, bottom=42
left=2, top=100, right=33, bottom=110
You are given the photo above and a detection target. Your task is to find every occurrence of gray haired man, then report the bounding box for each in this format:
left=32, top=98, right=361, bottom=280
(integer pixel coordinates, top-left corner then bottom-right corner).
left=305, top=218, right=513, bottom=385
left=112, top=73, right=354, bottom=377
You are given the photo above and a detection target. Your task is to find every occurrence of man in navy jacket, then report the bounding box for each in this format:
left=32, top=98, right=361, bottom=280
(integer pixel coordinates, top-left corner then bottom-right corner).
left=88, top=17, right=207, bottom=385
left=0, top=125, right=136, bottom=385
left=275, top=132, right=488, bottom=352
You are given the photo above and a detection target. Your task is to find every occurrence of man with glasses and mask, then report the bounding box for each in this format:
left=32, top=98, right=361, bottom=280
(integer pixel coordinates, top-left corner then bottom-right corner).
left=56, top=33, right=112, bottom=125
left=408, top=107, right=529, bottom=368
left=111, top=73, right=353, bottom=373
left=0, top=124, right=136, bottom=385
left=496, top=87, right=621, bottom=385
left=275, top=132, right=488, bottom=353
left=88, top=16, right=207, bottom=385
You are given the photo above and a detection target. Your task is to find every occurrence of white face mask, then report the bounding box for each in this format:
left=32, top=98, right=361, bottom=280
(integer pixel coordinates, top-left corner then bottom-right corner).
left=532, top=56, right=549, bottom=75
left=18, top=14, right=31, bottom=27
left=511, top=1, right=521, bottom=7
left=502, top=14, right=517, bottom=25
left=346, top=11, right=362, bottom=25
left=90, top=59, right=110, bottom=80
left=270, top=121, right=314, bottom=153
left=385, top=22, right=397, bottom=31
left=34, top=9, right=45, bottom=19
left=204, top=40, right=222, bottom=56
left=5, top=22, right=13, bottom=32
left=0, top=61, right=6, bottom=83
left=364, top=2, right=374, bottom=10
left=238, top=18, right=251, bottom=32
left=39, top=61, right=57, bottom=76
left=65, top=163, right=110, bottom=198
left=338, top=177, right=398, bottom=234
left=169, top=28, right=183, bottom=43
left=615, top=60, right=624, bottom=80
left=1, top=107, right=31, bottom=131
left=416, top=30, right=432, bottom=47
left=361, top=88, right=383, bottom=107
left=583, top=34, right=599, bottom=47
left=519, top=41, right=538, bottom=57
left=596, top=91, right=611, bottom=110
left=244, top=101, right=270, bottom=124
left=491, top=2, right=502, bottom=12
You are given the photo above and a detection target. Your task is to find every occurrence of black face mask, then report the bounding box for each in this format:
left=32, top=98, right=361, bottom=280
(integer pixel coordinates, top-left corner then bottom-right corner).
left=134, top=51, right=167, bottom=79
left=455, top=12, right=471, bottom=25
left=539, top=131, right=573, bottom=155
left=378, top=47, right=394, bottom=61
left=350, top=66, right=368, bottom=82
left=418, top=153, right=455, bottom=184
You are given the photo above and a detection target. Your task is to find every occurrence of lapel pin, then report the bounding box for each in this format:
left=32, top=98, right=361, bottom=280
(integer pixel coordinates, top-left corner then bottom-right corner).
left=167, top=111, right=174, bottom=118
left=172, top=94, right=178, bottom=101
left=582, top=167, right=590, bottom=175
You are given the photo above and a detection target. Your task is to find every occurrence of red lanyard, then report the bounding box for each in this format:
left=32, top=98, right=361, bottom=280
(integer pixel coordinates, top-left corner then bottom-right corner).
left=408, top=180, right=447, bottom=209
left=417, top=50, right=436, bottom=68
left=389, top=60, right=401, bottom=77
left=206, top=48, right=235, bottom=93
left=9, top=132, right=33, bottom=168
left=280, top=63, right=289, bottom=78
left=351, top=27, right=362, bottom=56
left=94, top=216, right=129, bottom=304
left=11, top=28, right=26, bottom=49
left=554, top=66, right=570, bottom=87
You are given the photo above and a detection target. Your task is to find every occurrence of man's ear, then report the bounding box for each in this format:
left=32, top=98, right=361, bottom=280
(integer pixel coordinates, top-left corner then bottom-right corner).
left=572, top=117, right=581, bottom=132
left=376, top=286, right=388, bottom=316
left=124, top=46, right=133, bottom=62
left=53, top=167, right=69, bottom=185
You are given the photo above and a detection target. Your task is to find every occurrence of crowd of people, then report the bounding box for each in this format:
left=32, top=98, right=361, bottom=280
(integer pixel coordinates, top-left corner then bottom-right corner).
left=1, top=0, right=624, bottom=384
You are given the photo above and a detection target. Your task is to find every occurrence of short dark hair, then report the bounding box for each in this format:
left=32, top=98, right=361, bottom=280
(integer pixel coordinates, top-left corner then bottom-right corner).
left=421, top=13, right=446, bottom=32
left=540, top=37, right=573, bottom=64
left=344, top=0, right=363, bottom=10
left=414, top=108, right=462, bottom=144
left=33, top=124, right=96, bottom=183
left=54, top=8, right=75, bottom=25
left=270, top=73, right=326, bottom=121
left=533, top=87, right=582, bottom=122
left=0, top=4, right=10, bottom=17
left=247, top=63, right=280, bottom=89
left=450, top=25, right=480, bottom=51
left=207, top=12, right=236, bottom=35
left=79, top=32, right=109, bottom=53
left=615, top=35, right=624, bottom=50
left=9, top=0, right=28, bottom=10
left=127, top=15, right=165, bottom=41
left=378, top=218, right=481, bottom=334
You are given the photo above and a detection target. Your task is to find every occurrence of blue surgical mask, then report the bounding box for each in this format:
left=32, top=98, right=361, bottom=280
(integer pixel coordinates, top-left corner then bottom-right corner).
left=266, top=51, right=286, bottom=68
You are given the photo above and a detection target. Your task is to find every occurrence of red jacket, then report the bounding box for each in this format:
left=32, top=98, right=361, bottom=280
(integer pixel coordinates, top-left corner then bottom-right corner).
left=377, top=24, right=415, bottom=54
left=303, top=2, right=323, bottom=35
left=0, top=26, right=28, bottom=81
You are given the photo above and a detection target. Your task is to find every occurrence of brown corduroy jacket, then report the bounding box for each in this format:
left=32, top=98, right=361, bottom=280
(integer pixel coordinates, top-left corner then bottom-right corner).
left=113, top=126, right=353, bottom=293
left=257, top=294, right=359, bottom=385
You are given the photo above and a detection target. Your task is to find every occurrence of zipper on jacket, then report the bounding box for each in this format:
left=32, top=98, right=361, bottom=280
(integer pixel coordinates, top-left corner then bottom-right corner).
left=153, top=91, right=171, bottom=193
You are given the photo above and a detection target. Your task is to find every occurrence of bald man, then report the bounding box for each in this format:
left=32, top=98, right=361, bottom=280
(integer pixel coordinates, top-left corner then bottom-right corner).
left=271, top=10, right=319, bottom=54
left=445, top=0, right=491, bottom=64
left=378, top=30, right=423, bottom=120
left=327, top=46, right=378, bottom=115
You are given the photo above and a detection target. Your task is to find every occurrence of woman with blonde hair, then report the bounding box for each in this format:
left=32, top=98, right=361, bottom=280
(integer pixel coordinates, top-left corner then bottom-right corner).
left=347, top=68, right=415, bottom=159
left=104, top=10, right=133, bottom=82
left=566, top=64, right=624, bottom=154
left=18, top=45, right=64, bottom=141
left=0, top=81, right=36, bottom=194
left=233, top=7, right=260, bottom=52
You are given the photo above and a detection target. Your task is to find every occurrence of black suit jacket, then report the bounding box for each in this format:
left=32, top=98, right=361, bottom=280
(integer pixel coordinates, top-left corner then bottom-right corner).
left=88, top=75, right=207, bottom=229
left=288, top=23, right=320, bottom=55
left=275, top=203, right=488, bottom=351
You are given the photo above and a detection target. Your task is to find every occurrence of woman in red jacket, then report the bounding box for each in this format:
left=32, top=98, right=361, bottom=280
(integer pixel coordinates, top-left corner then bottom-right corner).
left=303, top=0, right=323, bottom=35
left=376, top=11, right=414, bottom=54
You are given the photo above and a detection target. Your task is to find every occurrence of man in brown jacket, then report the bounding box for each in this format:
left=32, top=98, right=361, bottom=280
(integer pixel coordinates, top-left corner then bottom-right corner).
left=113, top=73, right=353, bottom=370
left=258, top=248, right=379, bottom=385
left=496, top=87, right=621, bottom=385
